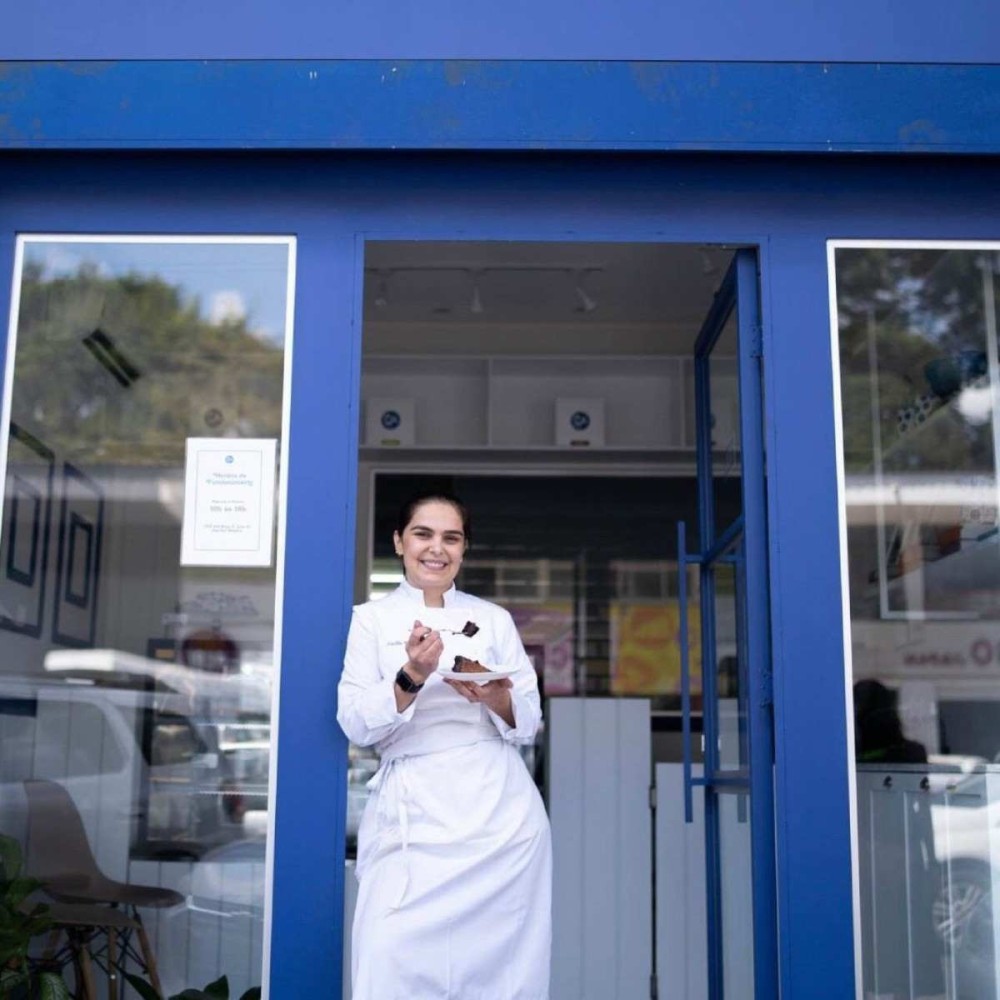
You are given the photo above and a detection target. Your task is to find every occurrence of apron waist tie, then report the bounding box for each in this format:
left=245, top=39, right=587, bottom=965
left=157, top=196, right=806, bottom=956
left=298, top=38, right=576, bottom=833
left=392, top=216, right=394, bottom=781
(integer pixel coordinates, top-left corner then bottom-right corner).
left=388, top=756, right=412, bottom=910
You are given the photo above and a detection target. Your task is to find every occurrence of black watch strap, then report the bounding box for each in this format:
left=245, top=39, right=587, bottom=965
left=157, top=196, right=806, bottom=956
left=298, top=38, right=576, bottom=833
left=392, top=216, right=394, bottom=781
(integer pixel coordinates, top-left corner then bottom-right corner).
left=395, top=666, right=424, bottom=693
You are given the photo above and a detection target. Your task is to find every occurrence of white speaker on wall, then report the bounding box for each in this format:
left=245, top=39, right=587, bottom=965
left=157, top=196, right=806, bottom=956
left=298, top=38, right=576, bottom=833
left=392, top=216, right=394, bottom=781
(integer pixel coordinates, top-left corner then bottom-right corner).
left=365, top=397, right=415, bottom=446
left=555, top=397, right=605, bottom=447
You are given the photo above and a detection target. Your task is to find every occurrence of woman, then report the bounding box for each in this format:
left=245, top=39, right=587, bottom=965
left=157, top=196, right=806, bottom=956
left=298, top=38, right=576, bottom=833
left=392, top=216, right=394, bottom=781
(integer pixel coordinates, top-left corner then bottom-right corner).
left=338, top=491, right=552, bottom=1000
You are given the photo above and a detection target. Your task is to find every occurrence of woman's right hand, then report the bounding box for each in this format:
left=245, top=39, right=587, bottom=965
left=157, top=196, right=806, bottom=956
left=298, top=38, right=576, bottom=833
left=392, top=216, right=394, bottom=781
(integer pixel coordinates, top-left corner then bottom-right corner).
left=403, top=619, right=443, bottom=682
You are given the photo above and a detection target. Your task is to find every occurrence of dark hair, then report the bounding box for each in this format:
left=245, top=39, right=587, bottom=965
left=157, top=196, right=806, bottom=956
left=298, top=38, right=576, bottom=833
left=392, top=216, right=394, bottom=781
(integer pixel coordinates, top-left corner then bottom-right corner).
left=853, top=679, right=904, bottom=753
left=396, top=491, right=471, bottom=543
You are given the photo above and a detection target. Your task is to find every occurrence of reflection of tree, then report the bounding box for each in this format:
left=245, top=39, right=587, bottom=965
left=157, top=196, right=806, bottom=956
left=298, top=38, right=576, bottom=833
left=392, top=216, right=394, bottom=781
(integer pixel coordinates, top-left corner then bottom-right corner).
left=12, top=263, right=284, bottom=464
left=837, top=248, right=998, bottom=474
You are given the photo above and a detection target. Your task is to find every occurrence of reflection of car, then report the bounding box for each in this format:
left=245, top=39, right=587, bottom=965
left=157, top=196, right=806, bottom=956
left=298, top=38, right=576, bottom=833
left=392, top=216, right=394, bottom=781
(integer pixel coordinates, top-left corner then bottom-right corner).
left=923, top=762, right=999, bottom=998
left=0, top=676, right=243, bottom=878
left=201, top=719, right=271, bottom=821
left=43, top=647, right=273, bottom=834
left=157, top=836, right=267, bottom=999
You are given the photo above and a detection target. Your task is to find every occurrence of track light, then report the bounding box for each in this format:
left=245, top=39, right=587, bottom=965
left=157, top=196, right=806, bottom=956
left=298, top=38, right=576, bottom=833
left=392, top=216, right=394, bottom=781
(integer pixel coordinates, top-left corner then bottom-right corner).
left=373, top=270, right=390, bottom=309
left=470, top=272, right=485, bottom=315
left=574, top=272, right=597, bottom=313
left=364, top=262, right=607, bottom=316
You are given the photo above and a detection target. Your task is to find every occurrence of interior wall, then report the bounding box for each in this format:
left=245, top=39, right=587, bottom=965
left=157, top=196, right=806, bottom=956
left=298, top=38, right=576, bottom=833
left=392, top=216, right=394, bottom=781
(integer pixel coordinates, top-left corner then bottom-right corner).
left=365, top=321, right=695, bottom=357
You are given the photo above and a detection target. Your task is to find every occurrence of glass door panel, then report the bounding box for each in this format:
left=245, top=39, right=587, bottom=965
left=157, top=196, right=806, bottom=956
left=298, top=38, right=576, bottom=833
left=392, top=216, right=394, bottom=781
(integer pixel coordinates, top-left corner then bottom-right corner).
left=719, top=792, right=755, bottom=1000
left=712, top=559, right=748, bottom=773
left=711, top=314, right=742, bottom=529
left=683, top=249, right=776, bottom=999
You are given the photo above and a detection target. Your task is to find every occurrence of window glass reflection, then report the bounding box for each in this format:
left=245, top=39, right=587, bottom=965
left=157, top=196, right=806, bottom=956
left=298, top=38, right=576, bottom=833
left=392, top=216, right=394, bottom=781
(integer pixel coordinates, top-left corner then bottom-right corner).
left=836, top=245, right=1000, bottom=1000
left=0, top=237, right=291, bottom=998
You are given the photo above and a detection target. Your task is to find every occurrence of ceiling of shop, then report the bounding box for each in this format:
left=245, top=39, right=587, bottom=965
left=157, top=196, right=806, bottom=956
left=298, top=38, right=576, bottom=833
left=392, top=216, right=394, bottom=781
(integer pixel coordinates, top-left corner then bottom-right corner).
left=363, top=242, right=734, bottom=353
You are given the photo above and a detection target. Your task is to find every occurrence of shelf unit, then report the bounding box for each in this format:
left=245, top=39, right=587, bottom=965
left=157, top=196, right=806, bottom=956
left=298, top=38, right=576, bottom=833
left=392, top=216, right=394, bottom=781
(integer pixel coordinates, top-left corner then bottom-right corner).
left=361, top=353, right=736, bottom=453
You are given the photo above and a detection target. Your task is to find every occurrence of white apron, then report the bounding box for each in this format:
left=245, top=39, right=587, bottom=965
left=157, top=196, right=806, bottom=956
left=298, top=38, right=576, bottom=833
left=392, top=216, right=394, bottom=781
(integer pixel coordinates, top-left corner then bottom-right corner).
left=352, top=737, right=551, bottom=1000
left=339, top=584, right=552, bottom=1000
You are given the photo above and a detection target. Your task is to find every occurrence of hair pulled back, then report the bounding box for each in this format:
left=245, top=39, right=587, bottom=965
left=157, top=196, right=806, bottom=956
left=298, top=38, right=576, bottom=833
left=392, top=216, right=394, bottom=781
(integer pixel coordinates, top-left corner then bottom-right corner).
left=396, top=491, right=471, bottom=544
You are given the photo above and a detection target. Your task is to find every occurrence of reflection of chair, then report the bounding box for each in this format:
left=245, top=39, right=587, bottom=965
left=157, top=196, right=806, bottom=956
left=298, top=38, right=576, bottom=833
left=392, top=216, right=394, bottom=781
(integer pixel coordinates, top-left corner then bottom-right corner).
left=24, top=779, right=184, bottom=997
left=31, top=900, right=141, bottom=1000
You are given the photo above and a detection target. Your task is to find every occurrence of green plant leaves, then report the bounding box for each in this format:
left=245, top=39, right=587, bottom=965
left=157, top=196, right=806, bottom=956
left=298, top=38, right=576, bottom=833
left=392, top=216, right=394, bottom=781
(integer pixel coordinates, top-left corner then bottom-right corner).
left=124, top=972, right=164, bottom=1000
left=120, top=970, right=261, bottom=1000
left=37, top=970, right=72, bottom=1000
left=5, top=877, right=48, bottom=911
left=0, top=844, right=52, bottom=983
left=0, top=965, right=29, bottom=994
left=0, top=835, right=70, bottom=1000
left=202, top=976, right=229, bottom=999
left=0, top=835, right=23, bottom=881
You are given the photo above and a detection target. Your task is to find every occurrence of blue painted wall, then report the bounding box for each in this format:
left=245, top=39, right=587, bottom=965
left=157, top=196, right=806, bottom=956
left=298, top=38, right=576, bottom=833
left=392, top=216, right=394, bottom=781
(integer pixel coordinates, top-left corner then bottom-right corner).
left=3, top=150, right=1000, bottom=996
left=5, top=0, right=999, bottom=62
left=5, top=61, right=1000, bottom=154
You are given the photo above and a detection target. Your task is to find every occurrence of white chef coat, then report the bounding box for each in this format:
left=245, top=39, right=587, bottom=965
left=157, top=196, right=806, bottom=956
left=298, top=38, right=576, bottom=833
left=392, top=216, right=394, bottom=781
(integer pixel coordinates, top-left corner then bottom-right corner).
left=338, top=579, right=552, bottom=1000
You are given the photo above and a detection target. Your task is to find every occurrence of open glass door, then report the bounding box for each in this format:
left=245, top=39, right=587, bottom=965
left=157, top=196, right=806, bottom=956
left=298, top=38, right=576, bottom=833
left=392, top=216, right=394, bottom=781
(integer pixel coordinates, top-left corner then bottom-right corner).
left=678, top=249, right=778, bottom=998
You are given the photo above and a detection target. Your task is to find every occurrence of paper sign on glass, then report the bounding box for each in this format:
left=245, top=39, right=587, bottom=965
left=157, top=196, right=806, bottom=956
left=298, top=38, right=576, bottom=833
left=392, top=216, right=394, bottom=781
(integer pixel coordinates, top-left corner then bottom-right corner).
left=180, top=438, right=277, bottom=567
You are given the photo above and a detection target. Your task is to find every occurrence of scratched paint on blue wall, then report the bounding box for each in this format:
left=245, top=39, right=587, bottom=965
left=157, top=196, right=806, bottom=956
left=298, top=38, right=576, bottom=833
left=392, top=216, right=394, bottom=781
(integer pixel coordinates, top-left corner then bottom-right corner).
left=2, top=61, right=1000, bottom=153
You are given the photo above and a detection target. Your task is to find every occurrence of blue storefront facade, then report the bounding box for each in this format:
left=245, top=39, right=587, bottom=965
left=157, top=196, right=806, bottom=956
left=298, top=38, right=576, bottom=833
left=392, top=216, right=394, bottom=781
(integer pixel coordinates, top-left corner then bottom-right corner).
left=3, top=8, right=1000, bottom=1000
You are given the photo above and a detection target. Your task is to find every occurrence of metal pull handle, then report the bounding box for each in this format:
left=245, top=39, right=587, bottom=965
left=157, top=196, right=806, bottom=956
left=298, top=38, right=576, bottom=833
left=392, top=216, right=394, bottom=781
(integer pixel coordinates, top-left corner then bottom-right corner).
left=678, top=519, right=694, bottom=824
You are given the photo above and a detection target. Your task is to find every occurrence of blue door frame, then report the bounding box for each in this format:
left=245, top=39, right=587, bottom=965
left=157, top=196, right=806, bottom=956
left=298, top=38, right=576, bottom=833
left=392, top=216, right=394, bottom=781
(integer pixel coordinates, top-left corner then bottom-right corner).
left=6, top=150, right=1000, bottom=998
left=679, top=251, right=778, bottom=997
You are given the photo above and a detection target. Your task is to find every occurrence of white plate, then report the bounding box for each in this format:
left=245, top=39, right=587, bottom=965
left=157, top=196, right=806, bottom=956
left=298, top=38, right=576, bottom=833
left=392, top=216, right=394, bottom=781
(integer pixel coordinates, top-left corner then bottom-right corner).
left=436, top=664, right=518, bottom=685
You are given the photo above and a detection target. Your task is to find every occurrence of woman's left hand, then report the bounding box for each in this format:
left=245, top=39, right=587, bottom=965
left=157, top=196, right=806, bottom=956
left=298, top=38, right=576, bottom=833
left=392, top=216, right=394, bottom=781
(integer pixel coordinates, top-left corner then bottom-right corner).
left=444, top=676, right=513, bottom=717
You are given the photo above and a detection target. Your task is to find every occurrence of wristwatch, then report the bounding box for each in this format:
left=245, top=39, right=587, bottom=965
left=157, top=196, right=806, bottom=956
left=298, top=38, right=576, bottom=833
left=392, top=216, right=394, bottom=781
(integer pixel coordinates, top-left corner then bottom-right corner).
left=395, top=666, right=425, bottom=694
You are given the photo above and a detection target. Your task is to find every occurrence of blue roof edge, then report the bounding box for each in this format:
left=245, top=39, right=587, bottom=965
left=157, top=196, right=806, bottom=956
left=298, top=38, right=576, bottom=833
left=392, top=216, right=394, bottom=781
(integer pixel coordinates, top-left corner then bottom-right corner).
left=1, top=59, right=998, bottom=153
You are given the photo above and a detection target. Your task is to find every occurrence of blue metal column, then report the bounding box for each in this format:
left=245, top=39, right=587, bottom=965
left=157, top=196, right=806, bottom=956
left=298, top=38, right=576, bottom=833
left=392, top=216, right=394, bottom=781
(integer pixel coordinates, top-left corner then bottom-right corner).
left=763, top=235, right=858, bottom=1000
left=268, top=232, right=358, bottom=996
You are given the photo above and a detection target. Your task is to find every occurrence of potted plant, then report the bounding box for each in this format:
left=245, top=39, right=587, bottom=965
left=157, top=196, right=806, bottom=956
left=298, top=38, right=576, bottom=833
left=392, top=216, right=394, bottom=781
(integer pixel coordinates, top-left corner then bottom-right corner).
left=125, top=974, right=260, bottom=1000
left=0, top=835, right=69, bottom=1000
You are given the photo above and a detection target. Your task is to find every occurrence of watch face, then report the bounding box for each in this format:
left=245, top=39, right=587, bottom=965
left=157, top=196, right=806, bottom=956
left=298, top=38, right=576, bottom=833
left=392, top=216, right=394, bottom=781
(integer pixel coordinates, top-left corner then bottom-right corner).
left=397, top=668, right=422, bottom=692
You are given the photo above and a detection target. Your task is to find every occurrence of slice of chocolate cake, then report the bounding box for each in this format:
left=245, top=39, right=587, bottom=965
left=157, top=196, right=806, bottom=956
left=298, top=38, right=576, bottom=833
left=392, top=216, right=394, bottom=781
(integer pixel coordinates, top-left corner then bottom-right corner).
left=453, top=655, right=492, bottom=674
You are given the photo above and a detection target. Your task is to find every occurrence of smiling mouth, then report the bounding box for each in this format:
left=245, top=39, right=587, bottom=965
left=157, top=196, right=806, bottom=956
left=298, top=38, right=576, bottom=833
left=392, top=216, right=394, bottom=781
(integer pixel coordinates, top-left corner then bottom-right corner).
left=420, top=560, right=448, bottom=571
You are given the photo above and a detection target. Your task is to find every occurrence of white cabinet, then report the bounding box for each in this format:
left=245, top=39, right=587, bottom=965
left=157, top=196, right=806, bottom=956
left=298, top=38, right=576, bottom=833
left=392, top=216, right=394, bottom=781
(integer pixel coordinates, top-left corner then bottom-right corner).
left=361, top=354, right=720, bottom=452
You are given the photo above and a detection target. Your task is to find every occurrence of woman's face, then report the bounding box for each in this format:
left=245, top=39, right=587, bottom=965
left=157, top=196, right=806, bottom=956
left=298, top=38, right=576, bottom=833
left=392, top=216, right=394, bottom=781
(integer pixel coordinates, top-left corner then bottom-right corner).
left=394, top=501, right=467, bottom=594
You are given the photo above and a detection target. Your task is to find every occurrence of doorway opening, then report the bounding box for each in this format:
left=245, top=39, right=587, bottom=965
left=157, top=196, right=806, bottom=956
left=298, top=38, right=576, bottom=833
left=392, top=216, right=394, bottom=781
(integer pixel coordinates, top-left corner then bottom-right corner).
left=344, top=240, right=769, bottom=1000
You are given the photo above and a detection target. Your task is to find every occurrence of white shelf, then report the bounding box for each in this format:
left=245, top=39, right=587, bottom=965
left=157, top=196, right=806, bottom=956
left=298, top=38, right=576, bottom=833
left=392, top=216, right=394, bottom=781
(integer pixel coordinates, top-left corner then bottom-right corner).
left=362, top=357, right=488, bottom=447
left=361, top=353, right=734, bottom=453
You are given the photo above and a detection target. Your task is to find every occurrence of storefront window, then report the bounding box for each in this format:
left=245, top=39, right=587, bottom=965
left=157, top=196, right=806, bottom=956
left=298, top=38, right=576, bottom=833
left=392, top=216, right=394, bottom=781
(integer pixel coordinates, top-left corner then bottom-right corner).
left=0, top=236, right=293, bottom=997
left=833, top=243, right=1000, bottom=1000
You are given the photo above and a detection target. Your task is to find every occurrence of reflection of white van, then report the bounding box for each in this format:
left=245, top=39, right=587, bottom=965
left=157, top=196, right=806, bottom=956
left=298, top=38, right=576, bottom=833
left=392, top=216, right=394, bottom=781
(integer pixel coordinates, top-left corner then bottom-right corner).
left=0, top=677, right=237, bottom=881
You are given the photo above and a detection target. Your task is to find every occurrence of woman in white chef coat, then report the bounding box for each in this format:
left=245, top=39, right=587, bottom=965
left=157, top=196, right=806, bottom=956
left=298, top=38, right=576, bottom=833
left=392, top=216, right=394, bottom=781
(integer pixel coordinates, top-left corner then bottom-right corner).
left=338, top=491, right=552, bottom=1000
